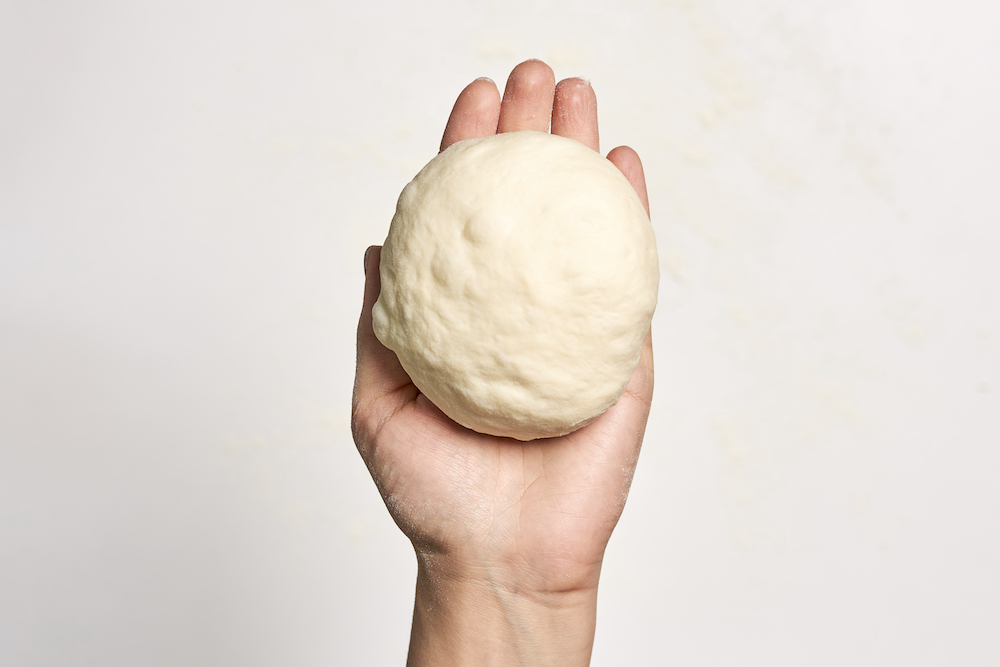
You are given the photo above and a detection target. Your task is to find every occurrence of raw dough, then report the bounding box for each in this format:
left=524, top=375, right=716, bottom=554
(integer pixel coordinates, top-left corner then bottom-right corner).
left=372, top=130, right=658, bottom=440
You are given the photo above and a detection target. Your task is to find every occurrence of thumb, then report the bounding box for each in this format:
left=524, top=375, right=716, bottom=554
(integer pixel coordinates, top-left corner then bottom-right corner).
left=353, top=246, right=414, bottom=430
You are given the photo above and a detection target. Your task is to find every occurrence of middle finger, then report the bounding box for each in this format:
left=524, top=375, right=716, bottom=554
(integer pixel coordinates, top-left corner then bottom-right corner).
left=497, top=59, right=556, bottom=134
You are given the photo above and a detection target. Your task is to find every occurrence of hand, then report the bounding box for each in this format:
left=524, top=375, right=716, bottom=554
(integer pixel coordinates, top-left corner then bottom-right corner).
left=352, top=59, right=654, bottom=667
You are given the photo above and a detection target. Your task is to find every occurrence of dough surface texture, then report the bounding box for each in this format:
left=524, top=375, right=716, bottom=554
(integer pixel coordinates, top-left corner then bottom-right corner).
left=372, top=131, right=658, bottom=440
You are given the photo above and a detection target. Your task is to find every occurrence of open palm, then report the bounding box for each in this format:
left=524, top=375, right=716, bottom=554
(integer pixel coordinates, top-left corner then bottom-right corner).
left=352, top=60, right=654, bottom=596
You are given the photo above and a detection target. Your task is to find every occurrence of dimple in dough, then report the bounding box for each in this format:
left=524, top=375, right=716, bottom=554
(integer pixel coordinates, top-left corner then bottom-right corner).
left=373, top=131, right=659, bottom=441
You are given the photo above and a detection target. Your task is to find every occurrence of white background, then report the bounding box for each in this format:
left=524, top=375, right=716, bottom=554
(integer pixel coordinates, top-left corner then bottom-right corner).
left=2, top=1, right=999, bottom=665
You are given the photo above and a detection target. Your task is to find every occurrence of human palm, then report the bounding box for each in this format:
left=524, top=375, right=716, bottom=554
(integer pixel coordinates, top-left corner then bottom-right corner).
left=353, top=60, right=654, bottom=597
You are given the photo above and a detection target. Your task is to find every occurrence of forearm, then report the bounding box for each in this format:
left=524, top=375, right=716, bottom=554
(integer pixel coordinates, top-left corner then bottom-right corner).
left=406, top=554, right=601, bottom=667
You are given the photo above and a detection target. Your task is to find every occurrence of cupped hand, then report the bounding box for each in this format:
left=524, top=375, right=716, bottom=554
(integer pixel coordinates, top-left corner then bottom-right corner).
left=352, top=59, right=654, bottom=597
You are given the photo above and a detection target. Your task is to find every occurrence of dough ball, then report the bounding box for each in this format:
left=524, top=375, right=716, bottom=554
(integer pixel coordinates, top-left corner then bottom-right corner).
left=372, top=130, right=658, bottom=440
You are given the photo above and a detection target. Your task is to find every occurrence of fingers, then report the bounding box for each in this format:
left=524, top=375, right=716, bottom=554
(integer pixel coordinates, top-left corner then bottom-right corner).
left=441, top=60, right=558, bottom=150
left=551, top=78, right=599, bottom=152
left=353, top=246, right=416, bottom=436
left=444, top=62, right=602, bottom=155
left=497, top=59, right=556, bottom=134
left=607, top=146, right=650, bottom=218
left=440, top=78, right=501, bottom=152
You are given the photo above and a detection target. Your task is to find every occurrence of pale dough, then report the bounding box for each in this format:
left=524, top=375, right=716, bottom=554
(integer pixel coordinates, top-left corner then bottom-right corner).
left=372, top=130, right=659, bottom=440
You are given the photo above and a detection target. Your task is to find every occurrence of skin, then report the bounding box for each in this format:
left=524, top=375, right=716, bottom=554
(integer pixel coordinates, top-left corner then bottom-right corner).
left=352, top=59, right=654, bottom=667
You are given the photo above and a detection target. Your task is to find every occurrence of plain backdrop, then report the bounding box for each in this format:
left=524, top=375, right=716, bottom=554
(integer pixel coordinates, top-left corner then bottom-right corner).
left=2, top=1, right=998, bottom=665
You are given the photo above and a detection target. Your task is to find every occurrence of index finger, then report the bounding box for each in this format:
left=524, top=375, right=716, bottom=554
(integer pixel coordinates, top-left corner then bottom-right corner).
left=440, top=78, right=501, bottom=152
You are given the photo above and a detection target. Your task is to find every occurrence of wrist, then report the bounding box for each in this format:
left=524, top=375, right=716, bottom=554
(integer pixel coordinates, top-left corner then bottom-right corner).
left=406, top=551, right=601, bottom=667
